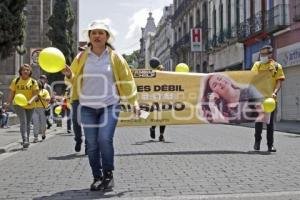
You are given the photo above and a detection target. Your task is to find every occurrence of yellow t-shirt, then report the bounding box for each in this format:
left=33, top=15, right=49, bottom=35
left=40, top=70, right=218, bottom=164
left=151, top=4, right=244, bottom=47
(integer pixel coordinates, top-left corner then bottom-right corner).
left=9, top=77, right=39, bottom=109
left=34, top=89, right=50, bottom=108
left=251, top=60, right=285, bottom=90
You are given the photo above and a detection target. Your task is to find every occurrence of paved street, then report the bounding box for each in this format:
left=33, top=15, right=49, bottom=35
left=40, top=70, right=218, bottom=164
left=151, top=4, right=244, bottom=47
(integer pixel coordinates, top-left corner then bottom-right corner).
left=0, top=124, right=300, bottom=200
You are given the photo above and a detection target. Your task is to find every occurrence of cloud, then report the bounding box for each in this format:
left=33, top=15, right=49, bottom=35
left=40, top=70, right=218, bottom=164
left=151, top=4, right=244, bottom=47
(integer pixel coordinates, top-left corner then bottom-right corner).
left=125, top=8, right=163, bottom=40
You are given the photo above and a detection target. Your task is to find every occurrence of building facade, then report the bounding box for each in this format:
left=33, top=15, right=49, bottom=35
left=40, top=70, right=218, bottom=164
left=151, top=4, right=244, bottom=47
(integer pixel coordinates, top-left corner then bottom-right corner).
left=152, top=5, right=174, bottom=71
left=274, top=0, right=300, bottom=121
left=172, top=0, right=205, bottom=72
left=207, top=0, right=244, bottom=72
left=139, top=12, right=156, bottom=68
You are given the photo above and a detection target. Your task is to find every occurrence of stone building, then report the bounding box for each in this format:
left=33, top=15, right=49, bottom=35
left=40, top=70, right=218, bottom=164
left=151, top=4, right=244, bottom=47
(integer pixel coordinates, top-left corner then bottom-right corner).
left=152, top=4, right=174, bottom=71
left=139, top=12, right=156, bottom=68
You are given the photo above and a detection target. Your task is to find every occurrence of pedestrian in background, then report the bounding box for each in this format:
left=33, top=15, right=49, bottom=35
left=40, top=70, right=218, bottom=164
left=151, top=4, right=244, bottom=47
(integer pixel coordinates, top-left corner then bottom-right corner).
left=6, top=64, right=38, bottom=148
left=251, top=45, right=285, bottom=152
left=0, top=93, right=9, bottom=129
left=62, top=87, right=72, bottom=134
left=63, top=19, right=140, bottom=191
left=39, top=74, right=53, bottom=129
left=32, top=80, right=50, bottom=142
left=149, top=57, right=166, bottom=142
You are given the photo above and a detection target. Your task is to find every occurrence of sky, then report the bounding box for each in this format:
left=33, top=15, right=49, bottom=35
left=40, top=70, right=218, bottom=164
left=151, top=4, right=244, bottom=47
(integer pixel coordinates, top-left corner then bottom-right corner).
left=79, top=0, right=173, bottom=55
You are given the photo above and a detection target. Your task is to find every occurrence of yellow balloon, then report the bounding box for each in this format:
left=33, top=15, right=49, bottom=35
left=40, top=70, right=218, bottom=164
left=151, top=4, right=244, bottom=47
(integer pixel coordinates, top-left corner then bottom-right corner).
left=54, top=106, right=62, bottom=115
left=262, top=98, right=276, bottom=113
left=38, top=47, right=66, bottom=73
left=175, top=63, right=189, bottom=72
left=14, top=93, right=28, bottom=107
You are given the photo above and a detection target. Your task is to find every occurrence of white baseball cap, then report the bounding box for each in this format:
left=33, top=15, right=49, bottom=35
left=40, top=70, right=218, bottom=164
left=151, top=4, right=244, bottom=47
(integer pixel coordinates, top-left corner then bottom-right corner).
left=82, top=20, right=115, bottom=44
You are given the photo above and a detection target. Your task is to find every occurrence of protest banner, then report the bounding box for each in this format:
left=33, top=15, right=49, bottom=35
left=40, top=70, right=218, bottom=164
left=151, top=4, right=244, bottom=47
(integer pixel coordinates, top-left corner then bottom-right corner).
left=118, top=70, right=273, bottom=126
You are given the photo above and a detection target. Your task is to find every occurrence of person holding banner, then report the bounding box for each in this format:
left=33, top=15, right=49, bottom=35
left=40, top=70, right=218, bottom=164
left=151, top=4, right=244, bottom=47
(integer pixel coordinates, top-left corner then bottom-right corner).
left=63, top=19, right=140, bottom=191
left=200, top=73, right=264, bottom=124
left=39, top=75, right=53, bottom=129
left=6, top=64, right=39, bottom=148
left=251, top=45, right=285, bottom=152
left=149, top=57, right=166, bottom=142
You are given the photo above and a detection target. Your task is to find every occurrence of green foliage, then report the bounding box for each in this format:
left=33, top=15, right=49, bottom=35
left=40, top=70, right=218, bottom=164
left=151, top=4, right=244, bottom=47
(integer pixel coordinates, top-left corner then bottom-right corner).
left=123, top=50, right=140, bottom=68
left=47, top=0, right=75, bottom=82
left=0, top=0, right=27, bottom=59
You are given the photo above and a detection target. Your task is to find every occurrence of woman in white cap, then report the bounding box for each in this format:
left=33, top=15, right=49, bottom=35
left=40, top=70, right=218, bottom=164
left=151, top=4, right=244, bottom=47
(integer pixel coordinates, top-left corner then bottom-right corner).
left=63, top=19, right=140, bottom=191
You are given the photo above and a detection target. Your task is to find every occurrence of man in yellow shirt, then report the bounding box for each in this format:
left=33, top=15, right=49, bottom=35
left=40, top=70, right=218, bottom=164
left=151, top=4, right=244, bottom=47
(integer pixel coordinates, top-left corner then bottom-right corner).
left=251, top=45, right=285, bottom=152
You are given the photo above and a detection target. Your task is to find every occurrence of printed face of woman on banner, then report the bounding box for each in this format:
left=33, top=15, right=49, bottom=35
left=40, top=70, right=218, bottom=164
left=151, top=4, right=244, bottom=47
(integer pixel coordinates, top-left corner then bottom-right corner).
left=199, top=73, right=265, bottom=123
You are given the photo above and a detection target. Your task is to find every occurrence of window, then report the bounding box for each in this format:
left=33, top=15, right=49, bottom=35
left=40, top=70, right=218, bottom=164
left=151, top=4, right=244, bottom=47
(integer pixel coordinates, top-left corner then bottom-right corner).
left=202, top=2, right=208, bottom=29
left=213, top=5, right=217, bottom=46
left=183, top=22, right=187, bottom=34
left=189, top=15, right=193, bottom=29
left=196, top=9, right=200, bottom=26
left=219, top=1, right=224, bottom=34
left=227, top=0, right=232, bottom=36
left=235, top=0, right=240, bottom=28
left=213, top=5, right=217, bottom=36
left=294, top=0, right=300, bottom=21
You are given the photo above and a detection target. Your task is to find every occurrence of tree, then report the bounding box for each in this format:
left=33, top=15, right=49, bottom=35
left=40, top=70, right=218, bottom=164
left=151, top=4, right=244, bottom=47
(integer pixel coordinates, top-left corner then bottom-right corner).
left=47, top=0, right=75, bottom=83
left=123, top=50, right=140, bottom=68
left=0, top=0, right=27, bottom=59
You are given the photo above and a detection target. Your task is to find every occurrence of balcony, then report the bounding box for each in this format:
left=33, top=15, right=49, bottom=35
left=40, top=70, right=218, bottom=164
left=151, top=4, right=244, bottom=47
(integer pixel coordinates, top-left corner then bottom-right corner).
left=173, top=1, right=189, bottom=22
left=207, top=34, right=218, bottom=50
left=225, top=26, right=238, bottom=40
left=265, top=4, right=289, bottom=34
left=237, top=11, right=264, bottom=42
left=218, top=31, right=225, bottom=44
left=172, top=33, right=190, bottom=53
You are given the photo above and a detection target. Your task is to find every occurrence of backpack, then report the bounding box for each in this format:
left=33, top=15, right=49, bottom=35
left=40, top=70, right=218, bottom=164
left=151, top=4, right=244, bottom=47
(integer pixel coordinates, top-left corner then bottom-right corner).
left=15, top=77, right=36, bottom=86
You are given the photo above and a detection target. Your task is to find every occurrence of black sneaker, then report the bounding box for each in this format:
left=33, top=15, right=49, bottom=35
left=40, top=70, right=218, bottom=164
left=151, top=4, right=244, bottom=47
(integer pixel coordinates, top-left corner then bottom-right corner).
left=150, top=128, right=155, bottom=139
left=42, top=135, right=46, bottom=140
left=47, top=124, right=52, bottom=129
left=23, top=142, right=29, bottom=149
left=67, top=129, right=71, bottom=134
left=90, top=177, right=103, bottom=191
left=253, top=140, right=260, bottom=151
left=99, top=171, right=114, bottom=191
left=159, top=135, right=165, bottom=142
left=85, top=145, right=88, bottom=155
left=268, top=146, right=277, bottom=152
left=75, top=142, right=81, bottom=152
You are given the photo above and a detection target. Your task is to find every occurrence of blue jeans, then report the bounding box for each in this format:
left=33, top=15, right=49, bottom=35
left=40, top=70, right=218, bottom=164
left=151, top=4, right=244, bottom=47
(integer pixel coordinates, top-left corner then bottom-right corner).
left=1, top=112, right=9, bottom=127
left=72, top=101, right=82, bottom=143
left=80, top=104, right=120, bottom=178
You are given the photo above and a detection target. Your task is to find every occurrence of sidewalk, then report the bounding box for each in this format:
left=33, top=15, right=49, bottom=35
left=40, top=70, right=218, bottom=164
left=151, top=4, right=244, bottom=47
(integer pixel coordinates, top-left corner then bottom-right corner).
left=0, top=123, right=62, bottom=154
